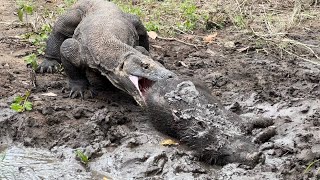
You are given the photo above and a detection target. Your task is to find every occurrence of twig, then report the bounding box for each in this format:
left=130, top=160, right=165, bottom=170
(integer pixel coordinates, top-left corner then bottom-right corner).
left=0, top=36, right=22, bottom=40
left=171, top=27, right=187, bottom=34
left=0, top=21, right=13, bottom=25
left=29, top=69, right=37, bottom=88
left=282, top=38, right=319, bottom=59
left=251, top=28, right=320, bottom=65
left=278, top=45, right=320, bottom=66
left=157, top=36, right=203, bottom=49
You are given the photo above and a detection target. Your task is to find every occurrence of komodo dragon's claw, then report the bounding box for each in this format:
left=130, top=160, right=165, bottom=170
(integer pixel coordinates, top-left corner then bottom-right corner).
left=36, top=59, right=60, bottom=73
left=47, top=66, right=53, bottom=73
left=67, top=79, right=96, bottom=100
left=69, top=89, right=85, bottom=99
left=68, top=88, right=96, bottom=99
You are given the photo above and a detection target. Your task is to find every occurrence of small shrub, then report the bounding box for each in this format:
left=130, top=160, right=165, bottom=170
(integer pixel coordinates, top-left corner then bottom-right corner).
left=17, top=0, right=35, bottom=22
left=75, top=150, right=89, bottom=165
left=24, top=53, right=38, bottom=70
left=145, top=21, right=160, bottom=32
left=10, top=91, right=33, bottom=113
left=233, top=15, right=247, bottom=29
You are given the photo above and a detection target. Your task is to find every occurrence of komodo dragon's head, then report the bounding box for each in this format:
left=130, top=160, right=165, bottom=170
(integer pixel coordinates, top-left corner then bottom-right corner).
left=106, top=51, right=176, bottom=107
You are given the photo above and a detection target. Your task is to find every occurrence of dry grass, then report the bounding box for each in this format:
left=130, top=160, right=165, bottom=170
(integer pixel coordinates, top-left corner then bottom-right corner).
left=111, top=0, right=320, bottom=64
left=14, top=0, right=320, bottom=64
left=208, top=0, right=320, bottom=64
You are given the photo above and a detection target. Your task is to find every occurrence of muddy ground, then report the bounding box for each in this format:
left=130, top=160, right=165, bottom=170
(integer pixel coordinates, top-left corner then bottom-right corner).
left=1, top=0, right=320, bottom=179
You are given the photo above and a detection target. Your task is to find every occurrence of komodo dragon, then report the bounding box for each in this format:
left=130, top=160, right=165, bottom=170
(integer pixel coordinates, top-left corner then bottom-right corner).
left=38, top=0, right=175, bottom=106
left=145, top=77, right=276, bottom=166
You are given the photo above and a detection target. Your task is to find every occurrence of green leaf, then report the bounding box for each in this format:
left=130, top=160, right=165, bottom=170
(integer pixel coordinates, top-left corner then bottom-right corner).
left=18, top=9, right=23, bottom=21
left=24, top=101, right=33, bottom=111
left=75, top=150, right=89, bottom=164
left=32, top=61, right=38, bottom=70
left=0, top=152, right=6, bottom=161
left=24, top=5, right=33, bottom=15
left=304, top=159, right=320, bottom=174
left=13, top=95, right=24, bottom=103
left=25, top=90, right=31, bottom=98
left=10, top=103, right=24, bottom=112
left=24, top=54, right=38, bottom=70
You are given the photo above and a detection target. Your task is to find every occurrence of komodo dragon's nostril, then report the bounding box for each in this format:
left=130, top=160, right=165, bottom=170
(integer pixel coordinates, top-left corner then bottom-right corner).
left=120, top=62, right=124, bottom=70
left=142, top=63, right=149, bottom=69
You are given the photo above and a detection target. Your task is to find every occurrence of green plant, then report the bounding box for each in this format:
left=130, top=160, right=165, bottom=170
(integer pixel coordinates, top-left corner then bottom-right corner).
left=112, top=0, right=143, bottom=17
left=233, top=14, right=247, bottom=29
left=17, top=0, right=35, bottom=22
left=24, top=53, right=38, bottom=70
left=10, top=91, right=33, bottom=113
left=304, top=159, right=320, bottom=174
left=0, top=152, right=5, bottom=162
left=180, top=0, right=198, bottom=30
left=145, top=21, right=160, bottom=32
left=75, top=150, right=89, bottom=164
left=21, top=23, right=52, bottom=56
left=64, top=0, right=77, bottom=7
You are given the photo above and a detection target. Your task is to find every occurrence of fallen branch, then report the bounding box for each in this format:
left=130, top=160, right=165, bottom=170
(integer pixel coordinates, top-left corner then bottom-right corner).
left=0, top=21, right=13, bottom=25
left=251, top=28, right=320, bottom=65
left=278, top=46, right=320, bottom=66
left=281, top=38, right=319, bottom=59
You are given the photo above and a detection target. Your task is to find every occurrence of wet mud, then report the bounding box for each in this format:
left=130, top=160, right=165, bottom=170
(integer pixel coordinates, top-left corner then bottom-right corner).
left=1, top=0, right=320, bottom=179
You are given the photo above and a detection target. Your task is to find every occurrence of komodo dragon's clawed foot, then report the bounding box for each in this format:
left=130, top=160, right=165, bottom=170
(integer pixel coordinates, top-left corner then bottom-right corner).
left=67, top=79, right=96, bottom=99
left=36, top=59, right=61, bottom=73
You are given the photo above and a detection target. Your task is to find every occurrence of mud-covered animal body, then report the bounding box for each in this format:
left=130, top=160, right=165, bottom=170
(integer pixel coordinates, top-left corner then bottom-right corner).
left=40, top=0, right=175, bottom=106
left=146, top=78, right=274, bottom=166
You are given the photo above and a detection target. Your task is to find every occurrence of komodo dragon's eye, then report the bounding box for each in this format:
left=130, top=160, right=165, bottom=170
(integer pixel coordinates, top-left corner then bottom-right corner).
left=142, top=63, right=150, bottom=70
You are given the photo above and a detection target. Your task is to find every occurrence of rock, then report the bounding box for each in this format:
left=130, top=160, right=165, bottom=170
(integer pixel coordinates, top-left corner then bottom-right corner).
left=313, top=118, right=320, bottom=126
left=229, top=102, right=241, bottom=112
left=42, top=106, right=54, bottom=115
left=296, top=149, right=315, bottom=163
left=266, top=149, right=275, bottom=155
left=253, top=126, right=276, bottom=144
left=73, top=107, right=92, bottom=119
left=300, top=105, right=310, bottom=114
left=311, top=144, right=320, bottom=157
left=224, top=41, right=236, bottom=49
left=3, top=63, right=9, bottom=69
left=0, top=102, right=7, bottom=108
left=274, top=137, right=295, bottom=152
left=260, top=142, right=274, bottom=151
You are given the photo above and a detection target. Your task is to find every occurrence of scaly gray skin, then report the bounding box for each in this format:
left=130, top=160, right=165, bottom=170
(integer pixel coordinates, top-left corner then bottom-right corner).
left=145, top=77, right=275, bottom=167
left=38, top=0, right=175, bottom=106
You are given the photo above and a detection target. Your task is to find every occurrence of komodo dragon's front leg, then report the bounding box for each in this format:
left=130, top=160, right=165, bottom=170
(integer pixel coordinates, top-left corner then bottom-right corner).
left=37, top=8, right=83, bottom=73
left=59, top=38, right=90, bottom=98
left=124, top=13, right=149, bottom=51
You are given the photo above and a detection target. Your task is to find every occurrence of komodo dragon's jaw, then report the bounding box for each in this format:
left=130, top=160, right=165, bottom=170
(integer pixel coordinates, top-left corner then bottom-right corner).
left=111, top=52, right=176, bottom=107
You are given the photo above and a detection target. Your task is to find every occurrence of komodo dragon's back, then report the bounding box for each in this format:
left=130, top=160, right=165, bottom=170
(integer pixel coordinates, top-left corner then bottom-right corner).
left=61, top=0, right=140, bottom=71
left=73, top=0, right=139, bottom=46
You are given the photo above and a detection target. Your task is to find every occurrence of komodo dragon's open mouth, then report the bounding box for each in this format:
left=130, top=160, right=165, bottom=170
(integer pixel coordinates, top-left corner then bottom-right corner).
left=129, top=75, right=154, bottom=98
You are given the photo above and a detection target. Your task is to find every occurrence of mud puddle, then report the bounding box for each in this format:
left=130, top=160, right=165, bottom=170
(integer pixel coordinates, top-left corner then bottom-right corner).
left=0, top=145, right=95, bottom=179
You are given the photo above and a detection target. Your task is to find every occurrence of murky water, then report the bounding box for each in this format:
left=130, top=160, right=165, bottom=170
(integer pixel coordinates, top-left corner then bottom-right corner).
left=0, top=146, right=92, bottom=180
